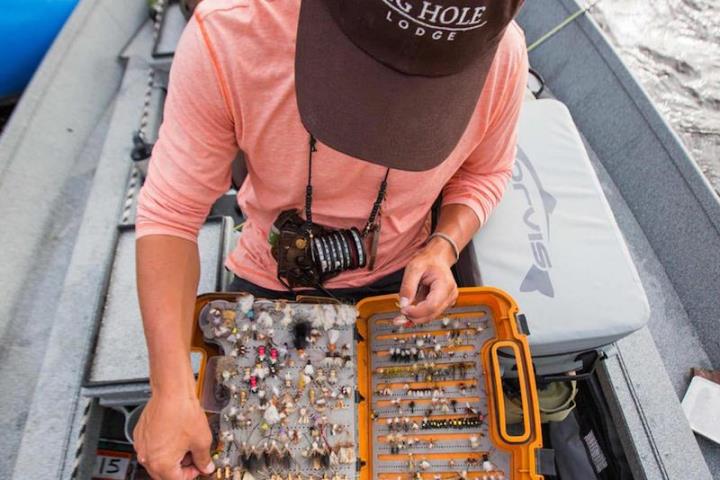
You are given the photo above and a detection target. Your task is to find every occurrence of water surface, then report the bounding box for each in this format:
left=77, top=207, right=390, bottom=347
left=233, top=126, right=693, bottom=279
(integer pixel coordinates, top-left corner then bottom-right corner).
left=591, top=0, right=720, bottom=194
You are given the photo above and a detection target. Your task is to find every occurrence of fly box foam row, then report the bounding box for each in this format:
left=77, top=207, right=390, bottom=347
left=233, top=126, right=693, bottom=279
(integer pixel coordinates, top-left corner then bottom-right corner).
left=192, top=288, right=544, bottom=480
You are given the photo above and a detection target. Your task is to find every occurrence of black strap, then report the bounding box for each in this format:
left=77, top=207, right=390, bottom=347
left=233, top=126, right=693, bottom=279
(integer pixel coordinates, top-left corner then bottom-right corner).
left=362, top=168, right=390, bottom=236
left=304, top=134, right=389, bottom=238
left=304, top=135, right=318, bottom=232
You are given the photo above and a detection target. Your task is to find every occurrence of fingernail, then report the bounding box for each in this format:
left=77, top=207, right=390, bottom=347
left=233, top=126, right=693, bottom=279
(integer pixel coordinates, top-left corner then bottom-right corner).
left=392, top=314, right=407, bottom=326
left=399, top=297, right=410, bottom=308
left=205, top=462, right=216, bottom=473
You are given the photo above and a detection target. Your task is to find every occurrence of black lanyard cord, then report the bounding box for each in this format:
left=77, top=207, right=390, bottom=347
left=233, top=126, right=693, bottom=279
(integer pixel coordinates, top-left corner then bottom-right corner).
left=304, top=135, right=318, bottom=232
left=304, top=134, right=389, bottom=237
left=363, top=168, right=390, bottom=236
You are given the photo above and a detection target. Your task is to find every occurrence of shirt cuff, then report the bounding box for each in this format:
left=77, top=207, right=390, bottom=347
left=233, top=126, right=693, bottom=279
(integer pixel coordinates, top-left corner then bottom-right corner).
left=135, top=222, right=200, bottom=244
left=439, top=197, right=488, bottom=227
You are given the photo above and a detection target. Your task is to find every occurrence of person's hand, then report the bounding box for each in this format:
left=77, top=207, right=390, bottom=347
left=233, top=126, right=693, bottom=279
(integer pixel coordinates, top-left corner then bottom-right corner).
left=133, top=392, right=215, bottom=480
left=395, top=236, right=458, bottom=325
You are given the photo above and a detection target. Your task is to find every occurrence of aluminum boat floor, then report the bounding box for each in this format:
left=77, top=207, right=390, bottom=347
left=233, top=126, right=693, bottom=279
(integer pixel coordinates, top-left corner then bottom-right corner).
left=582, top=127, right=720, bottom=475
left=0, top=1, right=149, bottom=475
left=1, top=0, right=718, bottom=478
left=0, top=106, right=112, bottom=477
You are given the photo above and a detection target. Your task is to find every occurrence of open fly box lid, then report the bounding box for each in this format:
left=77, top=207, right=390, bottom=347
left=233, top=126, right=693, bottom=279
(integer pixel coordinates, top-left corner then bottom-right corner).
left=192, top=288, right=543, bottom=480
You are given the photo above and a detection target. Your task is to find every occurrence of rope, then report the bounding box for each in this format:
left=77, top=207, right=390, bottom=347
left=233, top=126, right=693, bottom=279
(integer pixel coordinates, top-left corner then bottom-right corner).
left=527, top=0, right=603, bottom=53
left=122, top=0, right=166, bottom=225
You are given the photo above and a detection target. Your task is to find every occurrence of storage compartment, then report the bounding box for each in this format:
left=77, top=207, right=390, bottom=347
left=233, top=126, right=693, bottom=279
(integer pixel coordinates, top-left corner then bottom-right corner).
left=194, top=288, right=544, bottom=480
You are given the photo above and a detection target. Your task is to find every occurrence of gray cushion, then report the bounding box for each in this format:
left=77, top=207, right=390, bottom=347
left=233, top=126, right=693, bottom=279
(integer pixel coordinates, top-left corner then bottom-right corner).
left=469, top=99, right=649, bottom=356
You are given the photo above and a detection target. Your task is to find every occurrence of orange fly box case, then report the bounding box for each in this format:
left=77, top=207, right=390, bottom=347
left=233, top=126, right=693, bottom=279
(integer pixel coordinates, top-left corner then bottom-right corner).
left=193, top=287, right=543, bottom=480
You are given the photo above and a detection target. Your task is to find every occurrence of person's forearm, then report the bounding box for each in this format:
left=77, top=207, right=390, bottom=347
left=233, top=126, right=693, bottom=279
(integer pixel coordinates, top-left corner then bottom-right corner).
left=424, top=204, right=480, bottom=265
left=136, top=235, right=200, bottom=398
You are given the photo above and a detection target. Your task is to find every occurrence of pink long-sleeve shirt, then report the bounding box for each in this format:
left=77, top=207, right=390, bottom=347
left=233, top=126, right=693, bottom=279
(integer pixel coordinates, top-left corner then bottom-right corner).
left=136, top=0, right=529, bottom=290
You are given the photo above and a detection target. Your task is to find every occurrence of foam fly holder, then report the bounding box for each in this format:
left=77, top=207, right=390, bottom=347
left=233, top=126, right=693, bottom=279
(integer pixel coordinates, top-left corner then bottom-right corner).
left=193, top=287, right=543, bottom=480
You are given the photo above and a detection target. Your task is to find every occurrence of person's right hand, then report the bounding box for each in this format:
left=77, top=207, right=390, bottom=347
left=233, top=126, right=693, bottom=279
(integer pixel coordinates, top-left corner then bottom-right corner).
left=133, top=392, right=215, bottom=479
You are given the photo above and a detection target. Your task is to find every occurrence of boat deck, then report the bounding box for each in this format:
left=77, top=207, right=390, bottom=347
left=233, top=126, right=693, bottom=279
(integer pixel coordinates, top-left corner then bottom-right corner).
left=584, top=123, right=720, bottom=475
left=0, top=0, right=718, bottom=478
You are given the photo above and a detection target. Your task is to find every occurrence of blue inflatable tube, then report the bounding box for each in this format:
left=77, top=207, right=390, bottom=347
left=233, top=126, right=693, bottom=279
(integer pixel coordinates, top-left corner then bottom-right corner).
left=1, top=0, right=79, bottom=99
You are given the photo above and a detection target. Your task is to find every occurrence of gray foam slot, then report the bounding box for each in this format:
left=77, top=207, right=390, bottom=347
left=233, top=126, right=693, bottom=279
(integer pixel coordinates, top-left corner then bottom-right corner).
left=199, top=296, right=359, bottom=479
left=368, top=306, right=512, bottom=479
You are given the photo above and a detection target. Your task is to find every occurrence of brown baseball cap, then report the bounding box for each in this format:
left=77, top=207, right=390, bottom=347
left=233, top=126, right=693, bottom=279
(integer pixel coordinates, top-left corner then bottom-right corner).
left=295, top=0, right=525, bottom=172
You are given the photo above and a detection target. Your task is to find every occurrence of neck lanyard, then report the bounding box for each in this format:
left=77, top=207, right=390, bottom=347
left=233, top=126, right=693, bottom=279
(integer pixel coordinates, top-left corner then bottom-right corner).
left=303, top=134, right=390, bottom=238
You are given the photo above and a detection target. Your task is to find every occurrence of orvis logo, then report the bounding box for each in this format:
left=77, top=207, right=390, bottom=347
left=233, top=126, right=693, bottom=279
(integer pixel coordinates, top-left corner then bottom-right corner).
left=512, top=148, right=557, bottom=298
left=383, top=1, right=488, bottom=40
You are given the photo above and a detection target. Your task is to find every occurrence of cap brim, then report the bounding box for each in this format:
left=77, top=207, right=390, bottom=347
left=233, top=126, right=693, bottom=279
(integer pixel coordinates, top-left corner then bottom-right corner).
left=295, top=0, right=500, bottom=172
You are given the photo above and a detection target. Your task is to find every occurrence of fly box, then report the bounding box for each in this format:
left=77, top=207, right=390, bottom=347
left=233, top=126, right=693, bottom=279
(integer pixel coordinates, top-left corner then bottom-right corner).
left=193, top=287, right=543, bottom=480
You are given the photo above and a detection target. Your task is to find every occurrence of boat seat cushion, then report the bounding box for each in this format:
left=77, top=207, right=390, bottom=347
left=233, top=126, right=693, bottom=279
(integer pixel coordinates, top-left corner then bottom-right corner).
left=468, top=98, right=649, bottom=357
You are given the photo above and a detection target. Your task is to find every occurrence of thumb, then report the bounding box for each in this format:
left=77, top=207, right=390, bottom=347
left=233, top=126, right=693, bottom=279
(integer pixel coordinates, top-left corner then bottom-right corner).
left=190, top=441, right=214, bottom=476
left=398, top=265, right=423, bottom=315
left=182, top=466, right=202, bottom=480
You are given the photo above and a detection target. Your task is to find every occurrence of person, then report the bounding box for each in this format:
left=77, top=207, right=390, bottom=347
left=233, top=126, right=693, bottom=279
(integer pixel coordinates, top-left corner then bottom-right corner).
left=132, top=0, right=528, bottom=478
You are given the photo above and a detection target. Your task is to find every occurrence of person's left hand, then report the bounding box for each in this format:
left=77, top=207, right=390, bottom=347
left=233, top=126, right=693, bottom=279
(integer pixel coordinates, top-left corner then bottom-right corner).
left=395, top=237, right=458, bottom=325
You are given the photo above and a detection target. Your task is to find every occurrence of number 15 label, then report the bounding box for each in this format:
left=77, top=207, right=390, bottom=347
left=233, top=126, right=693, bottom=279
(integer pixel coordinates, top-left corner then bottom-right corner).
left=92, top=450, right=131, bottom=480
